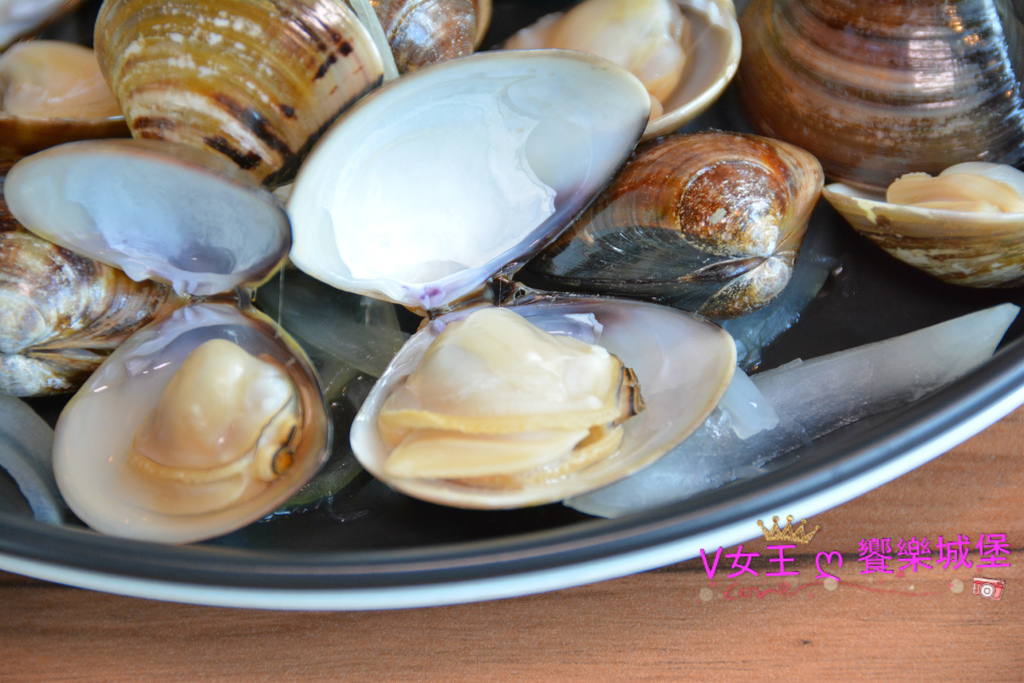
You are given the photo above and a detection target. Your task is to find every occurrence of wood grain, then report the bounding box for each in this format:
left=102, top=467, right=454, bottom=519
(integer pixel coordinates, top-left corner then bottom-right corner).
left=1, top=408, right=1022, bottom=681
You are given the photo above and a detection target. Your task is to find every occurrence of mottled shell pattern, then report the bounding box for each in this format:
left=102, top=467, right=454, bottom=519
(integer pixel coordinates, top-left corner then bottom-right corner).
left=371, top=0, right=479, bottom=72
left=94, top=0, right=385, bottom=186
left=524, top=131, right=824, bottom=319
left=736, top=0, right=1024, bottom=189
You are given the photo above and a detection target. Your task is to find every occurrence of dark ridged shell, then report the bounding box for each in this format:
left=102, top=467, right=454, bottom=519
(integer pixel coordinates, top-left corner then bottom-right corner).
left=736, top=0, right=1024, bottom=189
left=523, top=132, right=823, bottom=319
left=371, top=0, right=477, bottom=72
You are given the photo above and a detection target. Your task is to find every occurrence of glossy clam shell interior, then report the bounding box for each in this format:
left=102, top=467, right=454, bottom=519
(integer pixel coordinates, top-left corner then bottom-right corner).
left=351, top=299, right=736, bottom=509
left=3, top=139, right=291, bottom=296
left=287, top=49, right=651, bottom=312
left=823, top=183, right=1024, bottom=288
left=53, top=302, right=331, bottom=544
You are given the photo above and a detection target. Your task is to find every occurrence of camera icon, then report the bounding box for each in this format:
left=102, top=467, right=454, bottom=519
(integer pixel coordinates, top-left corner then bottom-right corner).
left=973, top=577, right=1005, bottom=600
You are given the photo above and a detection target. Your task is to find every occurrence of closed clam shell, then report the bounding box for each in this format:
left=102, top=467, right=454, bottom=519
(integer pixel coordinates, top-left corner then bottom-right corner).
left=523, top=131, right=824, bottom=319
left=95, top=0, right=385, bottom=187
left=371, top=0, right=480, bottom=72
left=737, top=0, right=1024, bottom=189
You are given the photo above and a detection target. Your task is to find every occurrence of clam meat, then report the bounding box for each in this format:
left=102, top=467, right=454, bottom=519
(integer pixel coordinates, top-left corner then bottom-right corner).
left=376, top=307, right=643, bottom=483
left=54, top=303, right=329, bottom=543
left=353, top=299, right=735, bottom=508
left=502, top=0, right=741, bottom=140
left=823, top=163, right=1024, bottom=288
left=4, top=138, right=331, bottom=542
left=523, top=131, right=824, bottom=319
left=290, top=49, right=736, bottom=508
left=0, top=41, right=129, bottom=159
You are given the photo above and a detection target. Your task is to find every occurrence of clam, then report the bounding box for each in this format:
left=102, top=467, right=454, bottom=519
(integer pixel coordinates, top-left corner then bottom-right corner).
left=523, top=131, right=824, bottom=319
left=354, top=300, right=733, bottom=507
left=0, top=216, right=187, bottom=397
left=0, top=0, right=83, bottom=49
left=289, top=50, right=736, bottom=507
left=369, top=0, right=492, bottom=73
left=823, top=163, right=1024, bottom=288
left=4, top=138, right=330, bottom=543
left=94, top=0, right=385, bottom=187
left=736, top=0, right=1024, bottom=189
left=0, top=41, right=129, bottom=160
left=502, top=0, right=741, bottom=140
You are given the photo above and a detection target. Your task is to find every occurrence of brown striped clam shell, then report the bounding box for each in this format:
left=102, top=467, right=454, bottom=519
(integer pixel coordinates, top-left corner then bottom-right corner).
left=736, top=0, right=1024, bottom=190
left=523, top=131, right=823, bottom=319
left=94, top=0, right=385, bottom=187
left=371, top=0, right=491, bottom=73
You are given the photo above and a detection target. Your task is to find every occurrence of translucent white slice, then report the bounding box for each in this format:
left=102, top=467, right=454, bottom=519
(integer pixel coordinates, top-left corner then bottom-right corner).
left=4, top=139, right=290, bottom=296
left=352, top=299, right=736, bottom=508
left=288, top=50, right=650, bottom=312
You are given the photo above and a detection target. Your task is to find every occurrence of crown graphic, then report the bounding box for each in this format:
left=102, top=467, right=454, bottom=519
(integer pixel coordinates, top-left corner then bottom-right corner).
left=757, top=515, right=820, bottom=544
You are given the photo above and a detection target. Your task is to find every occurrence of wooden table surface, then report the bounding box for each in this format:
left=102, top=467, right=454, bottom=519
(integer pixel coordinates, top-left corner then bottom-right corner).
left=1, top=406, right=1021, bottom=680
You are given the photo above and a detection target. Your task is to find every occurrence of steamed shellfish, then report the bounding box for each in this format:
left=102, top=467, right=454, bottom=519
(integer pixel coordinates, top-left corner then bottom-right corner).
left=737, top=0, right=1024, bottom=189
left=502, top=0, right=741, bottom=140
left=5, top=138, right=331, bottom=542
left=290, top=50, right=737, bottom=508
left=370, top=0, right=485, bottom=73
left=94, top=0, right=385, bottom=186
left=523, top=131, right=824, bottom=318
left=823, top=163, right=1024, bottom=287
left=0, top=41, right=129, bottom=159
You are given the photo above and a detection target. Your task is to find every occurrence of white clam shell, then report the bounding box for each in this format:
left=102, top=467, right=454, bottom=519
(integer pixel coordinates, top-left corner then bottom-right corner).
left=351, top=299, right=736, bottom=508
left=53, top=303, right=331, bottom=544
left=287, top=49, right=652, bottom=312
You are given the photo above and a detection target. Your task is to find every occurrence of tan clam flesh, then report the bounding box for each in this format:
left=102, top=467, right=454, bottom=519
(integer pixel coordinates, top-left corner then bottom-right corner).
left=0, top=41, right=129, bottom=159
left=376, top=307, right=644, bottom=484
left=352, top=300, right=735, bottom=509
left=502, top=0, right=740, bottom=140
left=823, top=163, right=1024, bottom=288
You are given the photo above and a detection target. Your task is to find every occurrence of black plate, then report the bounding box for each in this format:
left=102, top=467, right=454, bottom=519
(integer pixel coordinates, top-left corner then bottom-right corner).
left=2, top=0, right=1023, bottom=608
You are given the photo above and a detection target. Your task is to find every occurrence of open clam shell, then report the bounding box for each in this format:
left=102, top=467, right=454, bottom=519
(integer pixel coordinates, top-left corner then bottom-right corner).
left=4, top=139, right=332, bottom=542
left=351, top=298, right=736, bottom=508
left=501, top=0, right=740, bottom=141
left=823, top=182, right=1024, bottom=288
left=54, top=303, right=330, bottom=544
left=0, top=0, right=84, bottom=49
left=288, top=49, right=652, bottom=313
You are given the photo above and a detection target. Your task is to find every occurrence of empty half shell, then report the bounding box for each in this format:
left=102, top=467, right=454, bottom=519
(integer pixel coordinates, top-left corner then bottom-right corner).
left=54, top=303, right=330, bottom=543
left=823, top=163, right=1024, bottom=288
left=287, top=49, right=652, bottom=314
left=351, top=298, right=735, bottom=508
